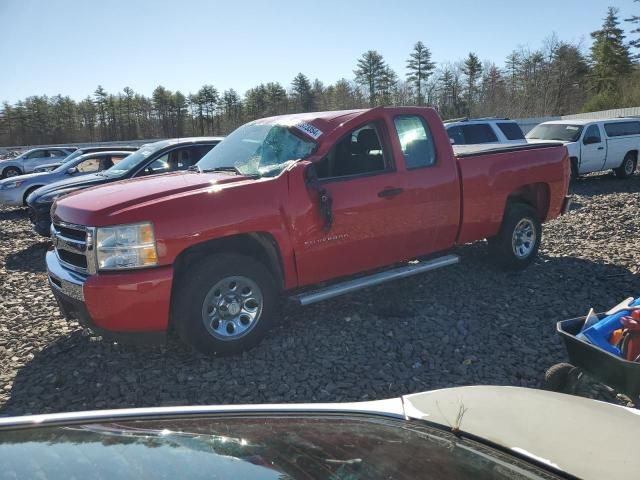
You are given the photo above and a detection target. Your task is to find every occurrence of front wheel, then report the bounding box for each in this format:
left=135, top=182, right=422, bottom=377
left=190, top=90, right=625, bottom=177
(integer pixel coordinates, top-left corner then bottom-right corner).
left=487, top=203, right=541, bottom=270
left=173, top=253, right=278, bottom=356
left=614, top=153, right=637, bottom=179
left=2, top=166, right=21, bottom=178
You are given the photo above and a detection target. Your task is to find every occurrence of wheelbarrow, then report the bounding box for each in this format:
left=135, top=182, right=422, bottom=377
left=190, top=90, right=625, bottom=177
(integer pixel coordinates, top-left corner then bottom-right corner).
left=545, top=315, right=640, bottom=405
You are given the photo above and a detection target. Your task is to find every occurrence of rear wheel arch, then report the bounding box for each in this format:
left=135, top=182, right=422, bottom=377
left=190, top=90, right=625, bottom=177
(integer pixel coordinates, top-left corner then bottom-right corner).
left=505, top=183, right=550, bottom=222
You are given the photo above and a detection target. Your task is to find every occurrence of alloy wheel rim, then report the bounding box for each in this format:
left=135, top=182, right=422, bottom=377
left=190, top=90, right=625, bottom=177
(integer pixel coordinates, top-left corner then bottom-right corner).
left=201, top=276, right=263, bottom=341
left=625, top=158, right=634, bottom=175
left=5, top=169, right=18, bottom=177
left=512, top=218, right=536, bottom=258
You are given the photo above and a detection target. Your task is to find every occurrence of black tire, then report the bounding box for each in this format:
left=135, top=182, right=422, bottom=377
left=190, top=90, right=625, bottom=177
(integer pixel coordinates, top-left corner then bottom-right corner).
left=614, top=153, right=637, bottom=179
left=173, top=253, right=278, bottom=356
left=570, top=158, right=579, bottom=181
left=1, top=166, right=22, bottom=178
left=487, top=203, right=541, bottom=270
left=544, top=363, right=574, bottom=392
left=23, top=186, right=41, bottom=205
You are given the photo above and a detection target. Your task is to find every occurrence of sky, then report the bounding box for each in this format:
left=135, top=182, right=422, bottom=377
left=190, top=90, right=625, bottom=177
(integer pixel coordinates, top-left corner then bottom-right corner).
left=0, top=0, right=638, bottom=104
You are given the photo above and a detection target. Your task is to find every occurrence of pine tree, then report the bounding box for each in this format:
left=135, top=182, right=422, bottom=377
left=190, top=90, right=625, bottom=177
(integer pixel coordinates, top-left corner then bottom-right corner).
left=590, top=7, right=632, bottom=93
left=291, top=73, right=315, bottom=112
left=626, top=0, right=640, bottom=58
left=406, top=41, right=435, bottom=105
left=462, top=53, right=482, bottom=115
left=354, top=50, right=387, bottom=107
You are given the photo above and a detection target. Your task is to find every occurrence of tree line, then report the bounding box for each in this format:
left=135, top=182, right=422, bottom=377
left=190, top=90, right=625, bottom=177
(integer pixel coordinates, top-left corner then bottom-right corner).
left=1, top=5, right=638, bottom=147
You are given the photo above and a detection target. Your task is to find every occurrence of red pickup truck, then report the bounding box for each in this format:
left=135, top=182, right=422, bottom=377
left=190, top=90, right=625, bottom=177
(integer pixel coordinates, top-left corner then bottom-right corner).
left=47, top=107, right=570, bottom=355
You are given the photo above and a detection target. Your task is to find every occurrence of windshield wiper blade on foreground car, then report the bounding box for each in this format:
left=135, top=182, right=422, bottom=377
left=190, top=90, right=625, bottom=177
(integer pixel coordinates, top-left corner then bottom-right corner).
left=200, top=166, right=261, bottom=178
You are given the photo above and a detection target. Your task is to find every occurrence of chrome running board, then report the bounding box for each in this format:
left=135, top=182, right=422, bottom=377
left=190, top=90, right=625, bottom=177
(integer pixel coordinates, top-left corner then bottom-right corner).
left=291, top=254, right=459, bottom=306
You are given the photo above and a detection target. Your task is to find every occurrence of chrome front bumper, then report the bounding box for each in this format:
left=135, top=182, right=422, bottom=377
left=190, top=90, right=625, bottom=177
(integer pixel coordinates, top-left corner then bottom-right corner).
left=46, top=250, right=86, bottom=301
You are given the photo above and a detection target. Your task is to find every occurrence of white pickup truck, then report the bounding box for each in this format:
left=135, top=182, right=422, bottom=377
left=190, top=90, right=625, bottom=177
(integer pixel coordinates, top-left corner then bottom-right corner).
left=526, top=118, right=640, bottom=179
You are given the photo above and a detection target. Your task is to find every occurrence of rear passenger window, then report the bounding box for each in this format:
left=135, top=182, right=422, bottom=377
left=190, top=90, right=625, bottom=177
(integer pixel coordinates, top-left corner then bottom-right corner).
left=497, top=122, right=525, bottom=140
left=447, top=126, right=465, bottom=145
left=394, top=116, right=436, bottom=168
left=461, top=124, right=498, bottom=144
left=604, top=121, right=640, bottom=137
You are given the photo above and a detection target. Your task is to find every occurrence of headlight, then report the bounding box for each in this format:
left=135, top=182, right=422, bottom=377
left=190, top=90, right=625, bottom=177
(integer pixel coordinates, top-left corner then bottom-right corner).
left=1, top=180, right=24, bottom=190
left=96, top=222, right=158, bottom=270
left=39, top=187, right=79, bottom=203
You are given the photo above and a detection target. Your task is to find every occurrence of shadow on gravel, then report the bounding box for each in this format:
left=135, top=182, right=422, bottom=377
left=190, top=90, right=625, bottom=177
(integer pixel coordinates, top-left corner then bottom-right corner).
left=571, top=173, right=640, bottom=197
left=3, top=250, right=639, bottom=417
left=4, top=241, right=50, bottom=273
left=0, top=208, right=28, bottom=222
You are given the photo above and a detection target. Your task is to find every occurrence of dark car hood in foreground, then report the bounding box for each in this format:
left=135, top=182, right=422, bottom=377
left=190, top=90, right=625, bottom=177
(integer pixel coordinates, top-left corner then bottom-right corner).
left=0, top=386, right=637, bottom=480
left=29, top=172, right=108, bottom=201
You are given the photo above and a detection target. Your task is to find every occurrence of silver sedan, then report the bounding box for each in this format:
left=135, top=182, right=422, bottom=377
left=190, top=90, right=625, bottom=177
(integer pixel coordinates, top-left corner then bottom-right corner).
left=0, top=150, right=132, bottom=206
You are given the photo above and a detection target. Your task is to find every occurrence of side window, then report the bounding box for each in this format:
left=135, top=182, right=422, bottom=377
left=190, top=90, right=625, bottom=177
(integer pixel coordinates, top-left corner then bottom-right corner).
left=142, top=147, right=207, bottom=176
left=583, top=125, right=601, bottom=144
left=461, top=124, right=498, bottom=143
left=50, top=150, right=67, bottom=158
left=315, top=123, right=388, bottom=179
left=109, top=155, right=127, bottom=165
left=497, top=122, right=525, bottom=140
left=604, top=121, right=640, bottom=137
left=76, top=157, right=102, bottom=173
left=394, top=115, right=436, bottom=168
left=27, top=150, right=45, bottom=159
left=447, top=126, right=465, bottom=145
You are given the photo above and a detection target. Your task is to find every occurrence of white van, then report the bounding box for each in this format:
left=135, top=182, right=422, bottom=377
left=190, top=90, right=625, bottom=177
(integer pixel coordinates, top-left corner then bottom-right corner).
left=526, top=119, right=640, bottom=179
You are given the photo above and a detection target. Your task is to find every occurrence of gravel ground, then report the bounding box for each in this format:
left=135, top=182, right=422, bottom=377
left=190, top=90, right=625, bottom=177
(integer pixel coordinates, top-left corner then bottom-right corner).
left=1, top=173, right=639, bottom=416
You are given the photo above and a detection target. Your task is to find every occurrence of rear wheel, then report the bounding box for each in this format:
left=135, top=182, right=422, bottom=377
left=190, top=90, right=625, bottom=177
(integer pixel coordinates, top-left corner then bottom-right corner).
left=614, top=153, right=637, bottom=179
left=488, top=203, right=541, bottom=270
left=2, top=166, right=21, bottom=178
left=173, top=253, right=278, bottom=356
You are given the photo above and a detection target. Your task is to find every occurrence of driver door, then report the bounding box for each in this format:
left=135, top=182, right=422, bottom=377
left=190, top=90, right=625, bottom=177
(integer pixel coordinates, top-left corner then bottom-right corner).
left=291, top=121, right=409, bottom=286
left=580, top=124, right=606, bottom=173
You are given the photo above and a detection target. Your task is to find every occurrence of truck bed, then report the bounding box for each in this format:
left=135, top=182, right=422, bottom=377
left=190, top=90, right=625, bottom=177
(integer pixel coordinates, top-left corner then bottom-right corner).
left=454, top=142, right=569, bottom=244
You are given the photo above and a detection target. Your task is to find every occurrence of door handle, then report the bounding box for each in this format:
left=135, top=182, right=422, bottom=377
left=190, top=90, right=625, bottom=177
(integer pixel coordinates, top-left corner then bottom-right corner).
left=378, top=187, right=404, bottom=198
left=597, top=146, right=604, bottom=150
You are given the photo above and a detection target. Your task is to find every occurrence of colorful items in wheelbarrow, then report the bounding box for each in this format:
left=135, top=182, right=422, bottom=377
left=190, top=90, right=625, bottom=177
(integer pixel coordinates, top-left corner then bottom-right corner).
left=578, top=297, right=640, bottom=360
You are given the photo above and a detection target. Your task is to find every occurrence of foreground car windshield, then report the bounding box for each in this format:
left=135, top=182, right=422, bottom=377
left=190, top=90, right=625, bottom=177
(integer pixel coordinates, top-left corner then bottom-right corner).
left=197, top=122, right=316, bottom=177
left=526, top=124, right=583, bottom=142
left=0, top=415, right=555, bottom=479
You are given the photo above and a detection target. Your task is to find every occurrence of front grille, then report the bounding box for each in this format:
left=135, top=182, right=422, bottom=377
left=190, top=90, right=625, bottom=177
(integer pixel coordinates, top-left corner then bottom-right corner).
left=57, top=224, right=87, bottom=242
left=51, top=221, right=91, bottom=273
left=58, top=250, right=88, bottom=269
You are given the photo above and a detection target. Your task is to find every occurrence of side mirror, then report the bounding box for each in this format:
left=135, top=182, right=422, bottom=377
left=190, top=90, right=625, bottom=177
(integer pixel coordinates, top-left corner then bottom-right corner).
left=449, top=138, right=456, bottom=145
left=67, top=167, right=78, bottom=175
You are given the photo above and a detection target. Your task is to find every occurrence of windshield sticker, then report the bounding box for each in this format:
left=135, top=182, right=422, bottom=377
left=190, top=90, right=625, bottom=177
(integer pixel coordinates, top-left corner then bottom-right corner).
left=566, top=126, right=579, bottom=131
left=294, top=122, right=323, bottom=140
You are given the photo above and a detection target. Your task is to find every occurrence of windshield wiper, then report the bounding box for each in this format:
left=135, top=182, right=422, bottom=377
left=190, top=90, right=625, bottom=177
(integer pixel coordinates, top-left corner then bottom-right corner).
left=200, top=166, right=261, bottom=178
left=201, top=166, right=243, bottom=174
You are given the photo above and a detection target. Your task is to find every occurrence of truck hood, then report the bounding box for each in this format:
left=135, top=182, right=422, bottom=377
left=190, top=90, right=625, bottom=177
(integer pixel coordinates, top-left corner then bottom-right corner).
left=54, top=171, right=253, bottom=225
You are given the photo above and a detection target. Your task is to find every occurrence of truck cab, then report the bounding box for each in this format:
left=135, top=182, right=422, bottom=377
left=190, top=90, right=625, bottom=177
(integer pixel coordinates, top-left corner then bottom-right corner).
left=526, top=118, right=640, bottom=179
